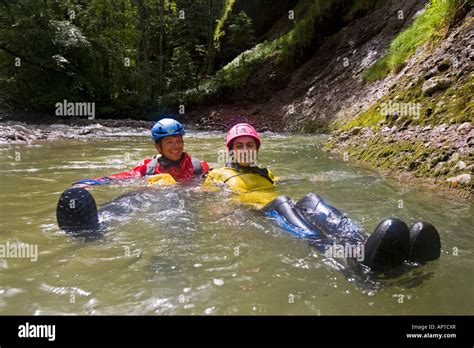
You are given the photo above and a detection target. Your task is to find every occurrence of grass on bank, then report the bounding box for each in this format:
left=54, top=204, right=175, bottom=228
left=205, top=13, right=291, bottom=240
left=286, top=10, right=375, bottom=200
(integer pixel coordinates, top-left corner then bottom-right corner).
left=364, top=0, right=460, bottom=82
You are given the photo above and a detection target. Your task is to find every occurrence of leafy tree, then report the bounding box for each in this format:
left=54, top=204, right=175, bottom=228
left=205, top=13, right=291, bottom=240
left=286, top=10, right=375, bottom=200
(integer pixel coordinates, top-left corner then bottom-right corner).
left=0, top=0, right=249, bottom=117
left=226, top=11, right=256, bottom=64
left=168, top=46, right=195, bottom=91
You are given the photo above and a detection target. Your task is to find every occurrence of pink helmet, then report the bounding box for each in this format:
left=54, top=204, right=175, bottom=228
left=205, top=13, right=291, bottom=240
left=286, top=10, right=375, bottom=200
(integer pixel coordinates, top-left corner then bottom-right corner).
left=226, top=123, right=261, bottom=150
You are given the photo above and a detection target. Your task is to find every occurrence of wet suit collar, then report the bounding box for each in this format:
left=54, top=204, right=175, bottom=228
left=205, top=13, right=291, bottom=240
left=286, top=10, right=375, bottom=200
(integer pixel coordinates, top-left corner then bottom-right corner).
left=158, top=153, right=186, bottom=168
left=225, top=162, right=274, bottom=184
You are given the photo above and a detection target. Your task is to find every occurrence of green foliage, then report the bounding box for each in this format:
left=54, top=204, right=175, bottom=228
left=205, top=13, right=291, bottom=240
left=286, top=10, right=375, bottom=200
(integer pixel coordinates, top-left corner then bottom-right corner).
left=276, top=0, right=332, bottom=66
left=169, top=46, right=195, bottom=90
left=364, top=0, right=459, bottom=82
left=0, top=0, right=226, bottom=117
left=4, top=0, right=461, bottom=119
left=214, top=0, right=236, bottom=50
left=227, top=11, right=256, bottom=64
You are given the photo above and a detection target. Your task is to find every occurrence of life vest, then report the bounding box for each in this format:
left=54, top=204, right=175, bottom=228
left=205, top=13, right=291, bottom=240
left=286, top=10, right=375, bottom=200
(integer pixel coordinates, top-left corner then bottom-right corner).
left=204, top=164, right=276, bottom=193
left=144, top=152, right=204, bottom=181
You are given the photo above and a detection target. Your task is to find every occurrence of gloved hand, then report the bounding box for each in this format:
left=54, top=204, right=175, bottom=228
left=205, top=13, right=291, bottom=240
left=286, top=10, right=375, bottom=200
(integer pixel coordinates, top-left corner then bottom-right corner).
left=73, top=177, right=112, bottom=187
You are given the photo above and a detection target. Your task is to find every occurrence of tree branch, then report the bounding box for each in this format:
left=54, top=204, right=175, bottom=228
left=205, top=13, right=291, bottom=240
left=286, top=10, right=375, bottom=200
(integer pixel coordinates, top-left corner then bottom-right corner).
left=0, top=43, right=65, bottom=74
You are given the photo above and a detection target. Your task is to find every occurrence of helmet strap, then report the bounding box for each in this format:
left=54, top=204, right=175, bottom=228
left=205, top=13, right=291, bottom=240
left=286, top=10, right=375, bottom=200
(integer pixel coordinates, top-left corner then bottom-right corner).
left=154, top=139, right=162, bottom=154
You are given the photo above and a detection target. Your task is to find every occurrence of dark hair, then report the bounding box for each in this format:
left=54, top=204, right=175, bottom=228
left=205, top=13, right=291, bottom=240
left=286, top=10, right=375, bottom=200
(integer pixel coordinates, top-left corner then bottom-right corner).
left=229, top=137, right=257, bottom=150
left=155, top=135, right=183, bottom=147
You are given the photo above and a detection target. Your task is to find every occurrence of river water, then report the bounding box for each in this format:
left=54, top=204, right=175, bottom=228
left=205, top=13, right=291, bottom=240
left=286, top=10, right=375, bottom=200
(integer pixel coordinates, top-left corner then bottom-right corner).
left=0, top=129, right=472, bottom=315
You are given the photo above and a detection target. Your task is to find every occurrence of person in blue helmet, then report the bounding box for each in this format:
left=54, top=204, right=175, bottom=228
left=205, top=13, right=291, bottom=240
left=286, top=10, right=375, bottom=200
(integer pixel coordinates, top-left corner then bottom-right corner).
left=75, top=118, right=210, bottom=185
left=56, top=118, right=210, bottom=235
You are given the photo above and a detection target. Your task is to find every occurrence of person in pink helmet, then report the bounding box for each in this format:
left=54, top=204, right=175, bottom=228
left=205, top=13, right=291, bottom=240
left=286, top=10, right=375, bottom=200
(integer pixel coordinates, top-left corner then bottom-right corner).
left=204, top=123, right=441, bottom=274
left=204, top=123, right=277, bottom=196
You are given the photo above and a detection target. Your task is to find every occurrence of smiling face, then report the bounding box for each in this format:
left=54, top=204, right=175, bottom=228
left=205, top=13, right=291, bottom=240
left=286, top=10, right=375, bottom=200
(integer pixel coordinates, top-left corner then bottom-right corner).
left=155, top=135, right=184, bottom=161
left=232, top=136, right=258, bottom=167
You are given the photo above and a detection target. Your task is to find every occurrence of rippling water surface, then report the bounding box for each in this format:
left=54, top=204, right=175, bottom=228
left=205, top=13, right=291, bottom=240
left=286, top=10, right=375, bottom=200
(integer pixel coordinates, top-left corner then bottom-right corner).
left=0, top=129, right=472, bottom=314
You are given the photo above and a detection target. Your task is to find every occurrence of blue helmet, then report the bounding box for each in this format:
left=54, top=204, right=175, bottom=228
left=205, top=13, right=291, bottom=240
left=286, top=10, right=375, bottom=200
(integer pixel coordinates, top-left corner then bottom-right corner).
left=151, top=118, right=185, bottom=140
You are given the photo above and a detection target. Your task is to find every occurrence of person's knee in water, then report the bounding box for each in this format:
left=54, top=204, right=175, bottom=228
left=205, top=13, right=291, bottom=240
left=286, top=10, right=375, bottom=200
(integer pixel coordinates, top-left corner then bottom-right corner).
left=56, top=187, right=101, bottom=239
left=295, top=192, right=441, bottom=272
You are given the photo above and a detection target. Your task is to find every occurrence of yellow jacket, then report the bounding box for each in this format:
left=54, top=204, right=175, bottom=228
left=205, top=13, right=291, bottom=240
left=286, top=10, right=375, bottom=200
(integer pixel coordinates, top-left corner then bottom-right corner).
left=204, top=166, right=278, bottom=208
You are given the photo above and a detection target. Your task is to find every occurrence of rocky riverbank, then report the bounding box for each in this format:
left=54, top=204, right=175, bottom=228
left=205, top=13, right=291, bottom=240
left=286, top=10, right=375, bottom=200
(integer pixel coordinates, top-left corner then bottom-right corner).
left=0, top=122, right=149, bottom=144
left=0, top=109, right=152, bottom=144
left=326, top=122, right=473, bottom=197
left=0, top=108, right=272, bottom=144
left=324, top=5, right=473, bottom=198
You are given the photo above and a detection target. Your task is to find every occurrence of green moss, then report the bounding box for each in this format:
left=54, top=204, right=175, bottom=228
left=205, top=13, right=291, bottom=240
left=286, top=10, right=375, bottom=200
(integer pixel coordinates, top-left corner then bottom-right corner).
left=342, top=103, right=385, bottom=131
left=345, top=139, right=431, bottom=175
left=214, top=0, right=236, bottom=50
left=446, top=76, right=474, bottom=123
left=363, top=57, right=390, bottom=83
left=331, top=133, right=472, bottom=186
left=335, top=74, right=473, bottom=132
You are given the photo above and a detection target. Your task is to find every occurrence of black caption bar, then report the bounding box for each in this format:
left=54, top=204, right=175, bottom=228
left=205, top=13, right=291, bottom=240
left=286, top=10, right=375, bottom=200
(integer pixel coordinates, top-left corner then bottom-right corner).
left=0, top=315, right=472, bottom=346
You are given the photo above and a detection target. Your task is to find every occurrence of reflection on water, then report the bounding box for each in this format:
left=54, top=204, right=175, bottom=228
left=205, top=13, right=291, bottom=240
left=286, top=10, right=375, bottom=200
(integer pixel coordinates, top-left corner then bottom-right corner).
left=0, top=131, right=473, bottom=314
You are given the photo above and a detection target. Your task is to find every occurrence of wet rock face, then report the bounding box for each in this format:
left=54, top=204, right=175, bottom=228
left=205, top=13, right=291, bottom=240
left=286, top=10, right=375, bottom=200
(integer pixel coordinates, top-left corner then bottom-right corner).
left=283, top=0, right=428, bottom=132
left=447, top=173, right=471, bottom=187
left=437, top=58, right=451, bottom=72
left=321, top=5, right=473, bottom=193
left=186, top=0, right=429, bottom=132
left=422, top=77, right=452, bottom=96
left=457, top=122, right=472, bottom=134
left=349, top=126, right=362, bottom=136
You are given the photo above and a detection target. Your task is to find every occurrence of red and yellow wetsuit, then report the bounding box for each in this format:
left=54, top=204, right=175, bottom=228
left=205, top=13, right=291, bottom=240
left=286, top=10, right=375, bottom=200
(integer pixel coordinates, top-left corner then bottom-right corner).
left=76, top=152, right=210, bottom=185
